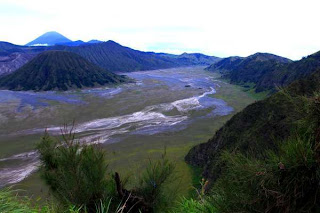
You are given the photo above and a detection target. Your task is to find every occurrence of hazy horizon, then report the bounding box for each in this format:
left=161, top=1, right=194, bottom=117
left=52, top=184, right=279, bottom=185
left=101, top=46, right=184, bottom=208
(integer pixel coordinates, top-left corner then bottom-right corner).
left=1, top=0, right=320, bottom=60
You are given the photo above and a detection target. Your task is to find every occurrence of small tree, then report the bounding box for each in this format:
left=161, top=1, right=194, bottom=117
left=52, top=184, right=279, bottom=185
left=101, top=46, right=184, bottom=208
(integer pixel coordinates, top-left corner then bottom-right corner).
left=37, top=126, right=114, bottom=212
left=137, top=151, right=177, bottom=211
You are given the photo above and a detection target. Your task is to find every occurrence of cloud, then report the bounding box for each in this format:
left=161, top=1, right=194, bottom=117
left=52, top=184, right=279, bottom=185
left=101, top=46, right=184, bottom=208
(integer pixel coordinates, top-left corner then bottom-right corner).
left=0, top=0, right=320, bottom=59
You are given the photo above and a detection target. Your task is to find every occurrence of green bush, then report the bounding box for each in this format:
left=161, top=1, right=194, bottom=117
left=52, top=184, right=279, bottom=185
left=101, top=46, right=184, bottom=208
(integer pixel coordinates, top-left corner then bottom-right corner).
left=37, top=128, right=181, bottom=212
left=37, top=129, right=115, bottom=212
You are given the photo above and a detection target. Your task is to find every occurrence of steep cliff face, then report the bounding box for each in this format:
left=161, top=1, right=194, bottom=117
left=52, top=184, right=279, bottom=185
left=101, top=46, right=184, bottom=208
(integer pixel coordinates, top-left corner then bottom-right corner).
left=0, top=52, right=36, bottom=76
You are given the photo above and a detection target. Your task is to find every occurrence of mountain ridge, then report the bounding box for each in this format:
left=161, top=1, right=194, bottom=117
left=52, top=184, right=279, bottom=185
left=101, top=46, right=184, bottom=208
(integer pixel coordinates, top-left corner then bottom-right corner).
left=0, top=40, right=219, bottom=75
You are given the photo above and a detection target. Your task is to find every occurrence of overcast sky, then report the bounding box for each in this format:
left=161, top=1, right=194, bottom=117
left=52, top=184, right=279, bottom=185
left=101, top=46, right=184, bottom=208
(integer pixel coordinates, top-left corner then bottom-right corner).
left=1, top=0, right=319, bottom=60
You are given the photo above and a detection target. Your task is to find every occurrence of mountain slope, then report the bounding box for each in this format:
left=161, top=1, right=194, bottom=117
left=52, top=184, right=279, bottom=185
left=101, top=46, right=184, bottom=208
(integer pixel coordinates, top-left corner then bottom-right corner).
left=256, top=51, right=320, bottom=91
left=206, top=56, right=244, bottom=72
left=0, top=42, right=52, bottom=76
left=0, top=52, right=36, bottom=76
left=56, top=41, right=181, bottom=72
left=0, top=51, right=129, bottom=91
left=26, top=31, right=72, bottom=46
left=206, top=53, right=292, bottom=90
left=186, top=67, right=320, bottom=181
left=207, top=51, right=320, bottom=93
left=175, top=53, right=220, bottom=65
left=1, top=40, right=220, bottom=75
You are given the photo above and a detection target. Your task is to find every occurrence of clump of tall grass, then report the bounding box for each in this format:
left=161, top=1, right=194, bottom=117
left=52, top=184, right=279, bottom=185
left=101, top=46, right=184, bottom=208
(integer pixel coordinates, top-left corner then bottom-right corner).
left=0, top=188, right=37, bottom=213
left=172, top=178, right=217, bottom=213
left=172, top=197, right=216, bottom=213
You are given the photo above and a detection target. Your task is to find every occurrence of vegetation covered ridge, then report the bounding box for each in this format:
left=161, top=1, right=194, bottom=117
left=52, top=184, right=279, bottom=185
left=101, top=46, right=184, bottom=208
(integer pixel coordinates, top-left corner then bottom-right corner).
left=206, top=51, right=320, bottom=93
left=0, top=50, right=130, bottom=91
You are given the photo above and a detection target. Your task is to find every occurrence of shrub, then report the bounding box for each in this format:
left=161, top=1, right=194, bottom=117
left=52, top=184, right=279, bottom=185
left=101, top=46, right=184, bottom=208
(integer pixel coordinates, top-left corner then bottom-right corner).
left=37, top=127, right=115, bottom=212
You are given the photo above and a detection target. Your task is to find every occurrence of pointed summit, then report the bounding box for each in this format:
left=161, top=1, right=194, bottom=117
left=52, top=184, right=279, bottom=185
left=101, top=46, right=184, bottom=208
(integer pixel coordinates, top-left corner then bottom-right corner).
left=26, top=31, right=72, bottom=46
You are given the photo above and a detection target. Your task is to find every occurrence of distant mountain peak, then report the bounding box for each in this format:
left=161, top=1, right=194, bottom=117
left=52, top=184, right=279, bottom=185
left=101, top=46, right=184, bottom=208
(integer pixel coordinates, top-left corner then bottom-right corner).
left=43, top=31, right=60, bottom=35
left=26, top=31, right=72, bottom=46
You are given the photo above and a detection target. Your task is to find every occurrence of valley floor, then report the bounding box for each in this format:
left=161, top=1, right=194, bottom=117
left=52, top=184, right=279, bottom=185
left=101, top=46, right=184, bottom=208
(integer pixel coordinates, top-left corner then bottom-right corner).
left=0, top=66, right=258, bottom=200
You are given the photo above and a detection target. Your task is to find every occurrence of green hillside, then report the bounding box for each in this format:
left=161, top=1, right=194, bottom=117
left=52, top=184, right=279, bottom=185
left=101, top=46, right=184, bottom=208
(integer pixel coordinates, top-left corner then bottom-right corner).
left=0, top=50, right=129, bottom=91
left=186, top=67, right=320, bottom=181
left=207, top=51, right=320, bottom=93
left=256, top=51, right=320, bottom=91
left=206, top=53, right=292, bottom=91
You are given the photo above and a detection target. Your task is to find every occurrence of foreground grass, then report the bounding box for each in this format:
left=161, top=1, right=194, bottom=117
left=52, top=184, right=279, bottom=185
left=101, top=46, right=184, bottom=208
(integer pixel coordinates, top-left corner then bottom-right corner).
left=0, top=188, right=35, bottom=213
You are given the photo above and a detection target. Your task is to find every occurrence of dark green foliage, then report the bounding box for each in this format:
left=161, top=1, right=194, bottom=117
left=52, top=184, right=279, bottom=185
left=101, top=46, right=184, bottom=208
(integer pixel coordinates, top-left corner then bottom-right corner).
left=37, top=129, right=115, bottom=211
left=186, top=67, right=320, bottom=212
left=212, top=128, right=320, bottom=212
left=0, top=50, right=129, bottom=91
left=37, top=128, right=181, bottom=212
left=136, top=152, right=177, bottom=211
left=186, top=69, right=320, bottom=182
left=185, top=83, right=320, bottom=212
